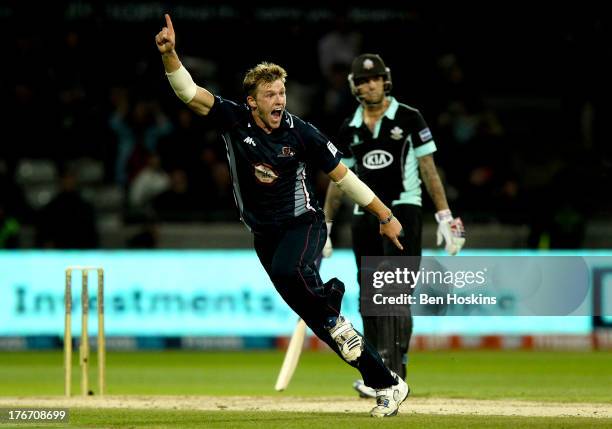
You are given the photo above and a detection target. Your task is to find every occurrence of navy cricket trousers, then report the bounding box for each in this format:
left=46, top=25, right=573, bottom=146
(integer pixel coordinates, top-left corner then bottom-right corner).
left=253, top=212, right=396, bottom=389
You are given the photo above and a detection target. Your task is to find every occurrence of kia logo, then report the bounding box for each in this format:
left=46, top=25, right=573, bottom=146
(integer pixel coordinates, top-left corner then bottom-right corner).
left=363, top=150, right=393, bottom=169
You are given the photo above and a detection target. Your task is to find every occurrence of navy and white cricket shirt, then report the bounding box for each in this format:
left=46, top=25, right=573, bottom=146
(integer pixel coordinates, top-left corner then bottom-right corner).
left=208, top=95, right=342, bottom=231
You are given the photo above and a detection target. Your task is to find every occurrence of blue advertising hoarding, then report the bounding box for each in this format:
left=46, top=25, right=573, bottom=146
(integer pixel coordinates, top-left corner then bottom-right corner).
left=1, top=250, right=608, bottom=337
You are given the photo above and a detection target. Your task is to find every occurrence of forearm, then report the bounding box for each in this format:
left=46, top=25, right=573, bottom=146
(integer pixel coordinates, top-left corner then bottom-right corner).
left=419, top=155, right=449, bottom=212
left=161, top=50, right=181, bottom=73
left=162, top=51, right=214, bottom=115
left=327, top=162, right=403, bottom=250
left=327, top=162, right=392, bottom=222
left=364, top=196, right=393, bottom=222
left=323, top=181, right=344, bottom=223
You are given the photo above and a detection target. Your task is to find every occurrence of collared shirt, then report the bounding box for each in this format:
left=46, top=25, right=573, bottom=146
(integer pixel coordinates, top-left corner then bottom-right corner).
left=208, top=95, right=342, bottom=231
left=337, top=96, right=437, bottom=207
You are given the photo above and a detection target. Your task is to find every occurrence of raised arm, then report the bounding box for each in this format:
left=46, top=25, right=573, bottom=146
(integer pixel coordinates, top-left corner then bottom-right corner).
left=328, top=163, right=403, bottom=250
left=155, top=14, right=215, bottom=116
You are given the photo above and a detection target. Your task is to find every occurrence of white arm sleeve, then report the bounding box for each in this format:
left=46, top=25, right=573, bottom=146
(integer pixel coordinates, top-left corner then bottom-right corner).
left=166, top=65, right=197, bottom=103
left=334, top=169, right=375, bottom=207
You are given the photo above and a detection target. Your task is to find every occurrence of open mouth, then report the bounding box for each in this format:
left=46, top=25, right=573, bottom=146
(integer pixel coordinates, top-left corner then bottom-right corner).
left=271, top=108, right=283, bottom=120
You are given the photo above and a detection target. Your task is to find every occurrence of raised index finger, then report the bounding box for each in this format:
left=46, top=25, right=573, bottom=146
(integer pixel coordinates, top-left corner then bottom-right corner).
left=165, top=14, right=174, bottom=32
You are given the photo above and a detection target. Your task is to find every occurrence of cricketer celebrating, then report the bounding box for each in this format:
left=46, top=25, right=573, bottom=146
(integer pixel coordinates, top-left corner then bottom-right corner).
left=156, top=15, right=409, bottom=417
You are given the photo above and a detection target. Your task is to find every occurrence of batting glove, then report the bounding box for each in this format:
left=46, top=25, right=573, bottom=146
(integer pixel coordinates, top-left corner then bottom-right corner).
left=323, top=222, right=333, bottom=258
left=435, top=209, right=465, bottom=256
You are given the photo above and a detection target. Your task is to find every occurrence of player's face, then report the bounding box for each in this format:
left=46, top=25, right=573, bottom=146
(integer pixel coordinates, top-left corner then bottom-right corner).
left=250, top=79, right=286, bottom=132
left=355, top=75, right=385, bottom=106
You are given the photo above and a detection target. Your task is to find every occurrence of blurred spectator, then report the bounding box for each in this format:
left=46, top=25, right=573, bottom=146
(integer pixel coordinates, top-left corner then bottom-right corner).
left=152, top=168, right=202, bottom=221
left=527, top=153, right=592, bottom=249
left=157, top=108, right=203, bottom=173
left=128, top=153, right=170, bottom=210
left=127, top=218, right=160, bottom=249
left=0, top=4, right=606, bottom=241
left=0, top=169, right=32, bottom=225
left=433, top=54, right=519, bottom=220
left=315, top=11, right=362, bottom=136
left=51, top=28, right=102, bottom=162
left=157, top=109, right=233, bottom=213
left=433, top=54, right=475, bottom=110
left=109, top=95, right=172, bottom=186
left=317, top=12, right=362, bottom=82
left=0, top=203, right=20, bottom=248
left=4, top=30, right=56, bottom=163
left=198, top=140, right=234, bottom=212
left=35, top=168, right=99, bottom=249
left=439, top=100, right=515, bottom=213
left=312, top=62, right=355, bottom=138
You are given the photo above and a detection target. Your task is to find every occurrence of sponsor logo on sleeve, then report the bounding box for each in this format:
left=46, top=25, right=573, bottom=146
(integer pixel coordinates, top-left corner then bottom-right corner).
left=327, top=141, right=338, bottom=157
left=418, top=128, right=433, bottom=142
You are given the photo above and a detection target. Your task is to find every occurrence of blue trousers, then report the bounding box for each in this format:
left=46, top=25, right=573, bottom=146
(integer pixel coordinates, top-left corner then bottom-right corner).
left=253, top=212, right=395, bottom=389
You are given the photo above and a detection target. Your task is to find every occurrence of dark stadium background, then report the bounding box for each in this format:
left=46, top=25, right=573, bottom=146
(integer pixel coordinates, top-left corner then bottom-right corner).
left=0, top=2, right=610, bottom=249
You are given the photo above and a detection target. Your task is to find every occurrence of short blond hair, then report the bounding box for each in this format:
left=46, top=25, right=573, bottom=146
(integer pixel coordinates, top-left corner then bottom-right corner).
left=243, top=62, right=287, bottom=97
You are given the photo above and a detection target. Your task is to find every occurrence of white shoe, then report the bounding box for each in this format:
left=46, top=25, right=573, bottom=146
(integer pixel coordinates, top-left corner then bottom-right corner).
left=370, top=371, right=410, bottom=418
left=328, top=316, right=363, bottom=362
left=353, top=379, right=376, bottom=399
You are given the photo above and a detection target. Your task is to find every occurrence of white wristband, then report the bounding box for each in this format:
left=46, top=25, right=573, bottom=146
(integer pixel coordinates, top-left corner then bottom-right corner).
left=166, top=65, right=197, bottom=103
left=334, top=169, right=375, bottom=207
left=435, top=209, right=453, bottom=223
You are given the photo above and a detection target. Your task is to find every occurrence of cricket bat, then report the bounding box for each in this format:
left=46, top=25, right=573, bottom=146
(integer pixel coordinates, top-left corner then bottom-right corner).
left=274, top=318, right=307, bottom=391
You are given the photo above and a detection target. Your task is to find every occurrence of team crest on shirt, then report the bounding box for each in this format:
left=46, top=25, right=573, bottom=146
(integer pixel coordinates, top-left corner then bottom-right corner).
left=254, top=163, right=279, bottom=184
left=390, top=126, right=404, bottom=141
left=277, top=147, right=295, bottom=158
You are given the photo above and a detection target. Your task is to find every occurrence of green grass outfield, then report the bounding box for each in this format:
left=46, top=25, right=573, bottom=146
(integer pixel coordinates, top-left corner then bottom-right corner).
left=0, top=409, right=610, bottom=429
left=0, top=349, right=610, bottom=428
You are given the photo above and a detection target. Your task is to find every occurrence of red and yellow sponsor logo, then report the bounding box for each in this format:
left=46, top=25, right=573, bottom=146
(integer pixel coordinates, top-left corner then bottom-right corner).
left=254, top=163, right=279, bottom=184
